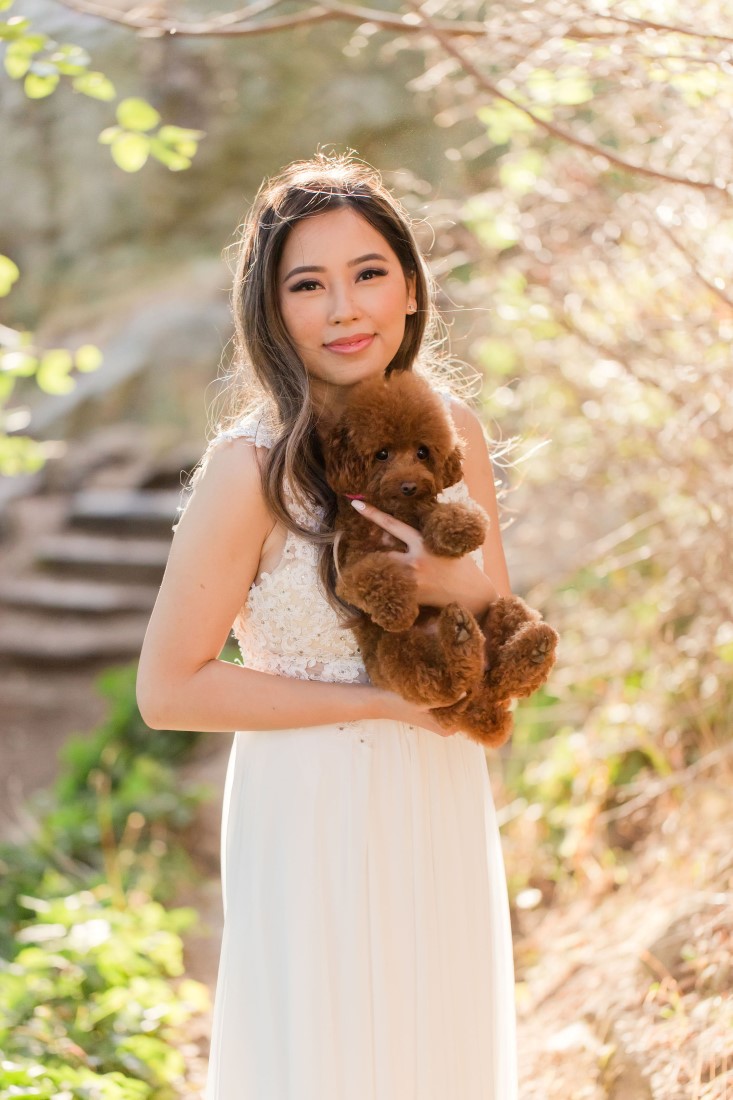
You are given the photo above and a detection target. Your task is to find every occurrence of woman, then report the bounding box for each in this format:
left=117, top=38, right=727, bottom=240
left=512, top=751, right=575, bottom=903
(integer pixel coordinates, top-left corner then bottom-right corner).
left=136, top=151, right=518, bottom=1099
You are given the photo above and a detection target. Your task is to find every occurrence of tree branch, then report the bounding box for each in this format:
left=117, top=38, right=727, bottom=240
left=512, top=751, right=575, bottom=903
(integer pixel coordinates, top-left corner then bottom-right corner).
left=56, top=0, right=489, bottom=38
left=54, top=0, right=733, bottom=49
left=401, top=0, right=730, bottom=197
left=604, top=10, right=733, bottom=47
left=653, top=218, right=733, bottom=312
left=57, top=0, right=336, bottom=37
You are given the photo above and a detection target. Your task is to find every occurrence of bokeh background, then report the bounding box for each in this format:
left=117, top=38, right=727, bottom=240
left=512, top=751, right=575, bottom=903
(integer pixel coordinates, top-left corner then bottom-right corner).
left=1, top=1, right=731, bottom=1096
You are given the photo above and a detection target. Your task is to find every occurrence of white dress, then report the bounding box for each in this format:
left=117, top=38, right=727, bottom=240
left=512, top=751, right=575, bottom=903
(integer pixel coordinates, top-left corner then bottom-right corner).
left=200, top=402, right=518, bottom=1100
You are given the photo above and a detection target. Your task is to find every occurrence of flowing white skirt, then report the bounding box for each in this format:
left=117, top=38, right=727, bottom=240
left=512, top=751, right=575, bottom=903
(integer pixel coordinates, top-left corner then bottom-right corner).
left=205, top=718, right=518, bottom=1100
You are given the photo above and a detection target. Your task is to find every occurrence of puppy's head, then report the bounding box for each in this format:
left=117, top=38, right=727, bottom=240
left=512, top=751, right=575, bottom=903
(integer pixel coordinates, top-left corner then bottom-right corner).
left=318, top=371, right=465, bottom=513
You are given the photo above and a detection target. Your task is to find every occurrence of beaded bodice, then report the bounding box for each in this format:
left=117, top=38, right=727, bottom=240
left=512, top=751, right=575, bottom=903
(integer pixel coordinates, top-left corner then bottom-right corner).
left=199, top=397, right=484, bottom=685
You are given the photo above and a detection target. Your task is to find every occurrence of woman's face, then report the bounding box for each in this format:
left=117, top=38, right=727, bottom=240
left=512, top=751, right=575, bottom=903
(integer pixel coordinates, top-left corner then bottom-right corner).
left=277, top=206, right=417, bottom=411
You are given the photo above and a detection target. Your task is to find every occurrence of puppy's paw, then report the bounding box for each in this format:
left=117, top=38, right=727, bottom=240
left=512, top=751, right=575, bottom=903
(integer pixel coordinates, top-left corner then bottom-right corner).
left=529, top=628, right=557, bottom=666
left=361, top=574, right=419, bottom=632
left=422, top=503, right=487, bottom=558
left=439, top=603, right=478, bottom=648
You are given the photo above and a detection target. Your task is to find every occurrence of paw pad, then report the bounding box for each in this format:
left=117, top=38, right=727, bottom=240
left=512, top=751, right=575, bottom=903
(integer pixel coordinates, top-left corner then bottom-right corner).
left=529, top=635, right=554, bottom=665
left=445, top=606, right=473, bottom=645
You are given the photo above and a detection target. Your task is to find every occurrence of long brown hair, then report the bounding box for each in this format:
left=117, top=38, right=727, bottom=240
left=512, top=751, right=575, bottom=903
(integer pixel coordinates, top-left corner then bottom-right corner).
left=181, top=150, right=479, bottom=623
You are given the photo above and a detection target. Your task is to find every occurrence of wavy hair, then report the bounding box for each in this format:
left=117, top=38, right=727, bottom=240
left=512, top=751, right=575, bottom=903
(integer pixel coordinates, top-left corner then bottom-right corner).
left=179, top=150, right=481, bottom=624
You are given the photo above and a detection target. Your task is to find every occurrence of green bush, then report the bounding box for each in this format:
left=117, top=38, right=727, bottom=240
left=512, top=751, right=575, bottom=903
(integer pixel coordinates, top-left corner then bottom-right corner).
left=0, top=663, right=211, bottom=1097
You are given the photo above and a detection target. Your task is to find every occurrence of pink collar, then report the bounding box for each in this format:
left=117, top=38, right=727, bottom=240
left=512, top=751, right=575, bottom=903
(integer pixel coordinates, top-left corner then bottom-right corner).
left=344, top=493, right=366, bottom=501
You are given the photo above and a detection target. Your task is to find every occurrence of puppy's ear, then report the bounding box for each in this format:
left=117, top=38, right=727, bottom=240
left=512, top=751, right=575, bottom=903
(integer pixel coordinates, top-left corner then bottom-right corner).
left=441, top=443, right=464, bottom=489
left=323, top=423, right=367, bottom=493
left=321, top=423, right=350, bottom=477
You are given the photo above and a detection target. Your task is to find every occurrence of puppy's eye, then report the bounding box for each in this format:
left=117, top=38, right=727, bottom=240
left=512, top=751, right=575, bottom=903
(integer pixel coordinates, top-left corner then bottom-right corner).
left=375, top=449, right=389, bottom=462
left=417, top=446, right=430, bottom=460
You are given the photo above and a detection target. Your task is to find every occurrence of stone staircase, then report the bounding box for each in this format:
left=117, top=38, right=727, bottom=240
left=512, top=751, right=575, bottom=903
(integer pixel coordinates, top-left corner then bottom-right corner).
left=0, top=482, right=188, bottom=666
left=0, top=426, right=200, bottom=829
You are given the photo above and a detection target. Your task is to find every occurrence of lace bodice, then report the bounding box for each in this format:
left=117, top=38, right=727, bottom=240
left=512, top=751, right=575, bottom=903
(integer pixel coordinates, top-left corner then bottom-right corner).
left=179, top=398, right=484, bottom=686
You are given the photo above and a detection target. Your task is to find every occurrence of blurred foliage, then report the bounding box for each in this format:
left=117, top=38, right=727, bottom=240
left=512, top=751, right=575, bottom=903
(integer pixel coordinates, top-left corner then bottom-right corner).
left=0, top=0, right=203, bottom=168
left=365, top=0, right=733, bottom=898
left=0, top=664, right=210, bottom=1096
left=0, top=0, right=203, bottom=472
left=0, top=262, right=103, bottom=472
left=2, top=0, right=732, bottom=900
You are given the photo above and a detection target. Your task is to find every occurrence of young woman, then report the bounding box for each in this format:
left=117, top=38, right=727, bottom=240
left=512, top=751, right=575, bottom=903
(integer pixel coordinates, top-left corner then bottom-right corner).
left=136, top=152, right=518, bottom=1099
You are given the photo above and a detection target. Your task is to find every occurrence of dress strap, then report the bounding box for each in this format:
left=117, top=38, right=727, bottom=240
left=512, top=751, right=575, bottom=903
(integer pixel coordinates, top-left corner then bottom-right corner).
left=171, top=406, right=277, bottom=532
left=212, top=407, right=276, bottom=450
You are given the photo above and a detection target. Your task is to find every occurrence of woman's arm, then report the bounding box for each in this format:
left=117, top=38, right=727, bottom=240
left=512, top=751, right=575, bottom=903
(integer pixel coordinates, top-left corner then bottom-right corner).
left=136, top=438, right=388, bottom=733
left=447, top=396, right=513, bottom=599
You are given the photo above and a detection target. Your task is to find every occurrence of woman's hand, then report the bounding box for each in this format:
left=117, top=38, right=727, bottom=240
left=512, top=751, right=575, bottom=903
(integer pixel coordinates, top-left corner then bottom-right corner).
left=374, top=686, right=468, bottom=738
left=350, top=499, right=497, bottom=618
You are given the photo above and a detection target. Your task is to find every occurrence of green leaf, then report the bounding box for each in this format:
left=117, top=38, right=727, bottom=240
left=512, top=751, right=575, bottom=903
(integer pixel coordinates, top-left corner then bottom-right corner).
left=0, top=253, right=20, bottom=296
left=461, top=199, right=520, bottom=253
left=0, top=17, right=31, bottom=40
left=5, top=29, right=45, bottom=51
left=110, top=131, right=150, bottom=172
left=116, top=96, right=161, bottom=132
left=0, top=433, right=46, bottom=475
left=156, top=124, right=205, bottom=158
left=117, top=1033, right=185, bottom=1084
left=148, top=138, right=191, bottom=171
left=1, top=350, right=37, bottom=376
left=478, top=338, right=518, bottom=376
left=157, top=124, right=205, bottom=144
left=0, top=0, right=17, bottom=11
left=50, top=42, right=90, bottom=74
left=0, top=372, right=15, bottom=401
left=4, top=52, right=30, bottom=77
left=73, top=69, right=116, bottom=101
left=499, top=149, right=545, bottom=196
left=24, top=70, right=59, bottom=98
left=74, top=344, right=103, bottom=372
left=477, top=100, right=535, bottom=145
left=36, top=348, right=74, bottom=394
left=3, top=34, right=47, bottom=76
left=98, top=125, right=122, bottom=145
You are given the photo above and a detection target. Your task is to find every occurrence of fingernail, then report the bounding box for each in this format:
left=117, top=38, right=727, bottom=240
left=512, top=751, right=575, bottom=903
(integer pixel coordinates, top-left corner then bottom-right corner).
left=351, top=499, right=366, bottom=511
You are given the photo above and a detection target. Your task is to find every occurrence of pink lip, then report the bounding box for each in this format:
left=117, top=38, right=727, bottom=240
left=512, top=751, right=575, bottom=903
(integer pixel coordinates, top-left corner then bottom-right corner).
left=324, top=333, right=375, bottom=353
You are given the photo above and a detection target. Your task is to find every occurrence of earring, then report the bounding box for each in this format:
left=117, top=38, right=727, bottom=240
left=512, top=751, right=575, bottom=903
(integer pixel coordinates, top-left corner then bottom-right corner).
left=407, top=302, right=416, bottom=313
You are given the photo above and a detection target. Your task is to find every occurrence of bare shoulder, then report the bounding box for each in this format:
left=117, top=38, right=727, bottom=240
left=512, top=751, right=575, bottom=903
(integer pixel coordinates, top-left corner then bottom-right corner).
left=177, top=433, right=270, bottom=528
left=443, top=394, right=490, bottom=456
left=174, top=435, right=274, bottom=549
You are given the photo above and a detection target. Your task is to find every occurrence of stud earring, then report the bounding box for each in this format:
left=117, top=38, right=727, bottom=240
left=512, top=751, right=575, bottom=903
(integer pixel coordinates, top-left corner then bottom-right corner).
left=407, top=302, right=416, bottom=313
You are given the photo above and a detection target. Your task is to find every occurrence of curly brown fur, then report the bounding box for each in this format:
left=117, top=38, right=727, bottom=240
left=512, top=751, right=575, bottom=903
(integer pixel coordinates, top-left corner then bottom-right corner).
left=317, top=371, right=559, bottom=747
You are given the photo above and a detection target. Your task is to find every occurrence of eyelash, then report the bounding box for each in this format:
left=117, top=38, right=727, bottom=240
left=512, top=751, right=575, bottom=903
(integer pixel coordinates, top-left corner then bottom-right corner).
left=290, top=268, right=388, bottom=293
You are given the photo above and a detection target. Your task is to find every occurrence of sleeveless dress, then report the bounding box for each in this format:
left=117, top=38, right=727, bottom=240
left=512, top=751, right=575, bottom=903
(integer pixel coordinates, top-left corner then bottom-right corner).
left=197, top=400, right=518, bottom=1100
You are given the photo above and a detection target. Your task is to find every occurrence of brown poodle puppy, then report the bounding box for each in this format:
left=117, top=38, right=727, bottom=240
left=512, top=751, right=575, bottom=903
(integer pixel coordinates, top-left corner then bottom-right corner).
left=316, top=370, right=558, bottom=748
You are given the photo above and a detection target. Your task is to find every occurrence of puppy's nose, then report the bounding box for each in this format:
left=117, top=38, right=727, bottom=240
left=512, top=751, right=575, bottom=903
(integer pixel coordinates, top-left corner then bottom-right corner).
left=400, top=482, right=417, bottom=496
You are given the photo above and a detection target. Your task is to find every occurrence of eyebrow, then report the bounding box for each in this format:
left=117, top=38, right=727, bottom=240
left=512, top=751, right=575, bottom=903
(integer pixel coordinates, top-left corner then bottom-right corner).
left=282, top=253, right=390, bottom=282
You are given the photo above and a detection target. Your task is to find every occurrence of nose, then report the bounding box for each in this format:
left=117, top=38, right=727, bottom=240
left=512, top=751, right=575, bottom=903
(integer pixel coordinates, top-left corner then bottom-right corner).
left=400, top=482, right=417, bottom=496
left=328, top=282, right=361, bottom=324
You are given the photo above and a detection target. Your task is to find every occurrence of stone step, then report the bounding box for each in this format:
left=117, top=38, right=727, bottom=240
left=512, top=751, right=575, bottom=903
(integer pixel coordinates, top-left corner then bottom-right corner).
left=68, top=488, right=182, bottom=535
left=0, top=608, right=149, bottom=664
left=35, top=532, right=169, bottom=583
left=0, top=575, right=160, bottom=615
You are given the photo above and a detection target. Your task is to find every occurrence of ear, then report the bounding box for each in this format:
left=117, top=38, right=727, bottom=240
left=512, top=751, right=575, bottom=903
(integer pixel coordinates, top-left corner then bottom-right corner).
left=405, top=271, right=417, bottom=314
left=323, top=424, right=366, bottom=493
left=441, top=443, right=464, bottom=489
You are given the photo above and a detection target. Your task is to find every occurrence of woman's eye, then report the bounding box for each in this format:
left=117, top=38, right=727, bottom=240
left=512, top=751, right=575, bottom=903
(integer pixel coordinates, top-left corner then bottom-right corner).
left=375, top=449, right=389, bottom=461
left=358, top=268, right=387, bottom=281
left=417, top=446, right=429, bottom=460
left=291, top=279, right=321, bottom=292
